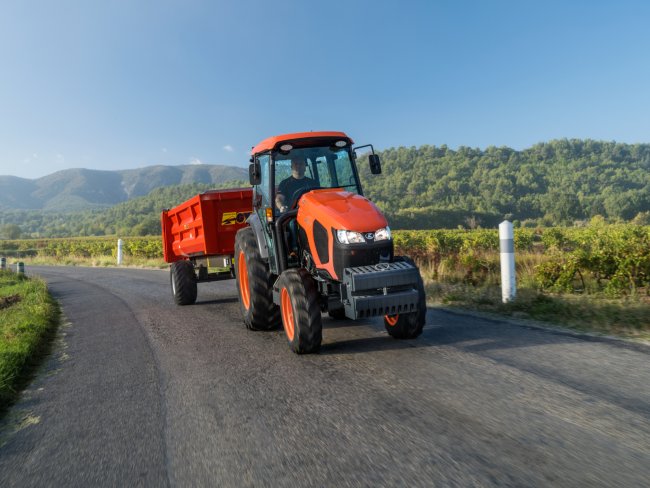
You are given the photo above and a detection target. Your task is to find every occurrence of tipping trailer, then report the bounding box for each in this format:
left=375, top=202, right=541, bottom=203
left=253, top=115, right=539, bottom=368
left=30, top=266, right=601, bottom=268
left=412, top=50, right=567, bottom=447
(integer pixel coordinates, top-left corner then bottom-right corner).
left=161, top=187, right=253, bottom=305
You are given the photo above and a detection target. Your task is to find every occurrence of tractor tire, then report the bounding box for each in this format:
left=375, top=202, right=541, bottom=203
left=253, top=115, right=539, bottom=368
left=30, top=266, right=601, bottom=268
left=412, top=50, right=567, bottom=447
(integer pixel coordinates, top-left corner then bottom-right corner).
left=384, top=257, right=426, bottom=339
left=170, top=260, right=197, bottom=305
left=277, top=268, right=322, bottom=354
left=234, top=227, right=280, bottom=331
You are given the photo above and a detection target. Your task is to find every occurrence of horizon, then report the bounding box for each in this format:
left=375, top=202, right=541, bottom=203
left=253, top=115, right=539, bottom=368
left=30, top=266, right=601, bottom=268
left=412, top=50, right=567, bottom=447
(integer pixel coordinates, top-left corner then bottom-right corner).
left=2, top=136, right=650, bottom=180
left=2, top=1, right=650, bottom=179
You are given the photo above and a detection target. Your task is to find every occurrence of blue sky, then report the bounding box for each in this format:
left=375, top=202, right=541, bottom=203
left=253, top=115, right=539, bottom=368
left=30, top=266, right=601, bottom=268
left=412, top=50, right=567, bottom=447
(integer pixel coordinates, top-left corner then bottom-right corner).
left=1, top=0, right=649, bottom=179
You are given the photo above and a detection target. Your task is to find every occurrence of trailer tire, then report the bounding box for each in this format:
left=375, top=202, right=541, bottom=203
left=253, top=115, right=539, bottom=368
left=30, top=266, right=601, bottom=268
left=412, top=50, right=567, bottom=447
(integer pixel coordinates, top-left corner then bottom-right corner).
left=328, top=308, right=346, bottom=320
left=170, top=260, right=197, bottom=305
left=278, top=268, right=322, bottom=354
left=235, top=227, right=280, bottom=331
left=384, top=257, right=426, bottom=339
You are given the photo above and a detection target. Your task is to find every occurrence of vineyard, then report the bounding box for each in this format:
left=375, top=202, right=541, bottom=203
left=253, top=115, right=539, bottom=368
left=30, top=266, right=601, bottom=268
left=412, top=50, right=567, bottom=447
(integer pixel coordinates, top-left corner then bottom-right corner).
left=393, top=224, right=650, bottom=297
left=0, top=236, right=163, bottom=260
left=1, top=224, right=648, bottom=297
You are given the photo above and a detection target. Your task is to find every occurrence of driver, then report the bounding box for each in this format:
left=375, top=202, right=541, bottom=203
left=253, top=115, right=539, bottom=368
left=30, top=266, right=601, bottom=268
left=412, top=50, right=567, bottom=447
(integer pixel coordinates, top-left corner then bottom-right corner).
left=275, top=156, right=316, bottom=212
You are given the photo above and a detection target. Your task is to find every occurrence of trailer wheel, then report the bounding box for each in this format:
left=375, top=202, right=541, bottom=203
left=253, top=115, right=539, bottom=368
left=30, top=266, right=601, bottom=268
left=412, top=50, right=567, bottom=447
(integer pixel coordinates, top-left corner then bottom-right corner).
left=384, top=257, right=426, bottom=339
left=170, top=260, right=197, bottom=305
left=328, top=308, right=346, bottom=320
left=277, top=268, right=322, bottom=354
left=234, top=227, right=280, bottom=330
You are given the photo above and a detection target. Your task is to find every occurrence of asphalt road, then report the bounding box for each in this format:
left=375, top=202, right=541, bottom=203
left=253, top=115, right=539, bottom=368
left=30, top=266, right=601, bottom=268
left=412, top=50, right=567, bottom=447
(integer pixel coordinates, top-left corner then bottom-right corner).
left=1, top=266, right=649, bottom=487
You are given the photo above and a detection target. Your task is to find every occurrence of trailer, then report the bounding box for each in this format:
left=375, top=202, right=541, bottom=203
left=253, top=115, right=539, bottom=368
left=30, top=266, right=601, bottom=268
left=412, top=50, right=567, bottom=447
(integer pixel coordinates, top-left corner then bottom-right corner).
left=161, top=187, right=253, bottom=305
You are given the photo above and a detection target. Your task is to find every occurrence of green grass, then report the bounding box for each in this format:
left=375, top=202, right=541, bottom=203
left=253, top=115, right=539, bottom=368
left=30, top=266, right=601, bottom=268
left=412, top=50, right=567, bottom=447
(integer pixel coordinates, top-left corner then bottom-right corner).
left=0, top=270, right=60, bottom=411
left=8, top=255, right=167, bottom=268
left=425, top=281, right=650, bottom=340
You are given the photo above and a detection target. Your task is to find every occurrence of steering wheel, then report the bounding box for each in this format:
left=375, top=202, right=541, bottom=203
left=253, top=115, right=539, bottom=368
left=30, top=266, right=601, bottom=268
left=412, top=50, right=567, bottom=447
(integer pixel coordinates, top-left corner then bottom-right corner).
left=290, top=186, right=321, bottom=209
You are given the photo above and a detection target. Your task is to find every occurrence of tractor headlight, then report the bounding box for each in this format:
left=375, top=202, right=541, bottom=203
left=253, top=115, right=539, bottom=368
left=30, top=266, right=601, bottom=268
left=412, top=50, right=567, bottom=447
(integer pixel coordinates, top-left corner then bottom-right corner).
left=336, top=229, right=365, bottom=244
left=374, top=226, right=392, bottom=241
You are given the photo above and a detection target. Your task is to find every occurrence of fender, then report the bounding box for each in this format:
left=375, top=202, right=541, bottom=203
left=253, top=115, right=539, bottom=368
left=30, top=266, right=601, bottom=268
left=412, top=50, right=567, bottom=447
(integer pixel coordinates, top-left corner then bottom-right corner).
left=246, top=212, right=269, bottom=260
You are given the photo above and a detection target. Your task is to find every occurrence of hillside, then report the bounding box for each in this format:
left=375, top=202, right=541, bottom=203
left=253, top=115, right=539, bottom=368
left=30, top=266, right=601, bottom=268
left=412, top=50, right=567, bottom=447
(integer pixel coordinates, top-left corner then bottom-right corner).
left=359, top=139, right=650, bottom=228
left=0, top=181, right=247, bottom=238
left=1, top=139, right=649, bottom=238
left=0, top=164, right=248, bottom=211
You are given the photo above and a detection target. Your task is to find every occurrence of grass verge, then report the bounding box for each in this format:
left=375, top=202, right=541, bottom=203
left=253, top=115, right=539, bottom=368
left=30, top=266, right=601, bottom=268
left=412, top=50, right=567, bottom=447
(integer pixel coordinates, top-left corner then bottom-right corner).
left=425, top=281, right=650, bottom=341
left=0, top=270, right=60, bottom=413
left=7, top=255, right=167, bottom=268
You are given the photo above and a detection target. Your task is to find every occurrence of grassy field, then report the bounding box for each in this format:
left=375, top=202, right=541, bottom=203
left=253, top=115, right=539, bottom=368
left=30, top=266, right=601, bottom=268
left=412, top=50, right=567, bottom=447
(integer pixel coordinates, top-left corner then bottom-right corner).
left=0, top=270, right=60, bottom=411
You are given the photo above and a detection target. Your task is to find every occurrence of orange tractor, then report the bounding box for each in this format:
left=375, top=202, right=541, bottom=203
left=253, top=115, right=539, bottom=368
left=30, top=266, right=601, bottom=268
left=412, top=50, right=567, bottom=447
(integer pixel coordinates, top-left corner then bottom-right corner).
left=162, top=131, right=426, bottom=353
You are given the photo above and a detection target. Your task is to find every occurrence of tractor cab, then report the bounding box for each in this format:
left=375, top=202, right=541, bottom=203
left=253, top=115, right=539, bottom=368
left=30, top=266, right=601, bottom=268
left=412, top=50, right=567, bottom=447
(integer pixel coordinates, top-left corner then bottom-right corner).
left=248, top=131, right=380, bottom=275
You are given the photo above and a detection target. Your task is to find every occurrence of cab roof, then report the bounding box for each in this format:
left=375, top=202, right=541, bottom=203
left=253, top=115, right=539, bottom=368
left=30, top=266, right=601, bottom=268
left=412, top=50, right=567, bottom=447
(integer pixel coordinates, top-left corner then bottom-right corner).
left=251, top=131, right=353, bottom=155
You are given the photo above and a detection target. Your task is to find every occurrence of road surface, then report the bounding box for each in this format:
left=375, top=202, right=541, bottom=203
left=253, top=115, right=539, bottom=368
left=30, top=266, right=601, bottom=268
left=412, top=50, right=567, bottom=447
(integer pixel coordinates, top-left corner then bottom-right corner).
left=1, top=266, right=649, bottom=487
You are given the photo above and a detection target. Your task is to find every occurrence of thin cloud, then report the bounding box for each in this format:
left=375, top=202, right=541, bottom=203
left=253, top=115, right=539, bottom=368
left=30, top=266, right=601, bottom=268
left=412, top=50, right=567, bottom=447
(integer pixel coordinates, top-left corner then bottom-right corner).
left=23, top=153, right=38, bottom=164
left=223, top=145, right=234, bottom=152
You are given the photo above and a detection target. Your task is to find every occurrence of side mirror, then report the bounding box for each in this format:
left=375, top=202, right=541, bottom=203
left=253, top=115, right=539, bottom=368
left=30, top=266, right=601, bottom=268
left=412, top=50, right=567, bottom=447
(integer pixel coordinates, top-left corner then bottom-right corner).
left=369, top=154, right=382, bottom=174
left=249, top=161, right=261, bottom=185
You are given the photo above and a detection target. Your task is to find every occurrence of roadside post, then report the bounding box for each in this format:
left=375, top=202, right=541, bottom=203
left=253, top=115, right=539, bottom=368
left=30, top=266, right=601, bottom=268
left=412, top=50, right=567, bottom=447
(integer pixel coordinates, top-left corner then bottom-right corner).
left=16, top=262, right=25, bottom=275
left=117, top=239, right=124, bottom=265
left=499, top=220, right=516, bottom=303
left=1, top=257, right=6, bottom=271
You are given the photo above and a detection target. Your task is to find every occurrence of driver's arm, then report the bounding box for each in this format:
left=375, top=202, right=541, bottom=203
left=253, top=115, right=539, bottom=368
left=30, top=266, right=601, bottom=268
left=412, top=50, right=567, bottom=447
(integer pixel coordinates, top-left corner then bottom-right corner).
left=276, top=179, right=289, bottom=212
left=275, top=192, right=287, bottom=212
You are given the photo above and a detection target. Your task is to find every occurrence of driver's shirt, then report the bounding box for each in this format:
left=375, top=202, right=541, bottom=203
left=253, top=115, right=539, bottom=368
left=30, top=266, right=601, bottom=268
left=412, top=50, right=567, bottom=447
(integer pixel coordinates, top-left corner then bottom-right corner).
left=277, top=176, right=315, bottom=208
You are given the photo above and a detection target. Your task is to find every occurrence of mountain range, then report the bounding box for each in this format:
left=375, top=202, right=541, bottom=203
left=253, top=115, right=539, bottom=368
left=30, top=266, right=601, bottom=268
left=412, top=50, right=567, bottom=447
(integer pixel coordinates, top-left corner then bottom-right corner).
left=0, top=164, right=248, bottom=211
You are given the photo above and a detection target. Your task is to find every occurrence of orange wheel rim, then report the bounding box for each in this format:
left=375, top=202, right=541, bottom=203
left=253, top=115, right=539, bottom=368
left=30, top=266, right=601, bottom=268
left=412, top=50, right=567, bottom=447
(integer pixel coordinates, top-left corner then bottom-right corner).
left=238, top=250, right=250, bottom=310
left=385, top=314, right=399, bottom=326
left=281, top=287, right=295, bottom=341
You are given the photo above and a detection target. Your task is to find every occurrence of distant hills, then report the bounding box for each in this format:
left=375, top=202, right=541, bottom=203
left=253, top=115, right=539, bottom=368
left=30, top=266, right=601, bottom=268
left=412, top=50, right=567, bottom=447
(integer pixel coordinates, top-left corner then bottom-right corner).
left=0, top=164, right=248, bottom=211
left=1, top=139, right=649, bottom=238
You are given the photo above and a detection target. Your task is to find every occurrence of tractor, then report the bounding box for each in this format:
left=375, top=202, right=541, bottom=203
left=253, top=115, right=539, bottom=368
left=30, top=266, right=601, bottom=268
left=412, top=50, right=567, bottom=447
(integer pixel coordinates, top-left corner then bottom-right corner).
left=234, top=131, right=426, bottom=353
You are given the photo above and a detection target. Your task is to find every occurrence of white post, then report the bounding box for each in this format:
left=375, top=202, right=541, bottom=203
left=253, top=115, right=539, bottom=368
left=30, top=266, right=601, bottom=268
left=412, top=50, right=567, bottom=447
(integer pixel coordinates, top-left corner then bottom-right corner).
left=16, top=262, right=25, bottom=275
left=117, top=239, right=123, bottom=265
left=499, top=220, right=516, bottom=303
left=0, top=257, right=6, bottom=271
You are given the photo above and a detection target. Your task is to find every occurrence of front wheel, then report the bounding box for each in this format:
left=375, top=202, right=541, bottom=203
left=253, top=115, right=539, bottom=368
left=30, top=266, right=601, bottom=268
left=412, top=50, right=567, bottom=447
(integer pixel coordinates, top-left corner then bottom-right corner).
left=384, top=257, right=426, bottom=339
left=277, top=268, right=322, bottom=354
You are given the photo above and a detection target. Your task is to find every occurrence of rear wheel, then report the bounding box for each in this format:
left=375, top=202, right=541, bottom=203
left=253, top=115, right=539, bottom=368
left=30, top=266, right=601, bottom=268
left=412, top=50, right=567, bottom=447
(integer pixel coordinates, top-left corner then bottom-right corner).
left=277, top=268, right=322, bottom=354
left=234, top=227, right=280, bottom=330
left=170, top=260, right=197, bottom=305
left=384, top=257, right=426, bottom=339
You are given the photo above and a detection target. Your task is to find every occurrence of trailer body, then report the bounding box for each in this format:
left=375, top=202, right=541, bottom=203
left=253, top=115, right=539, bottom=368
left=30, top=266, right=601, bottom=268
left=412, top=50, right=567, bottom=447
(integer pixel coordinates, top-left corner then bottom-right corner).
left=161, top=188, right=253, bottom=266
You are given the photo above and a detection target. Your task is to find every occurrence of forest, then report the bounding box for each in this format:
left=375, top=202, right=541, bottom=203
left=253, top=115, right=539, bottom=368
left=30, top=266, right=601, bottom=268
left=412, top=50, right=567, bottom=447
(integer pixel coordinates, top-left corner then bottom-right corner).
left=1, top=139, right=649, bottom=238
left=359, top=139, right=650, bottom=229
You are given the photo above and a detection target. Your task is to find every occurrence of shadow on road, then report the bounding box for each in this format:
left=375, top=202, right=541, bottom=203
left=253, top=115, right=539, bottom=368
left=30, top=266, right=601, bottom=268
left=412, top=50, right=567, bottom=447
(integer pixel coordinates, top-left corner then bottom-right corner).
left=320, top=334, right=430, bottom=355
left=196, top=297, right=240, bottom=305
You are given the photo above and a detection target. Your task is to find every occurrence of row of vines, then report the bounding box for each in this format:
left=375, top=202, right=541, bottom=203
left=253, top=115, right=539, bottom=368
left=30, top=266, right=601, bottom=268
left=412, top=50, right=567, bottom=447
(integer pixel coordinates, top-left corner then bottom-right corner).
left=1, top=225, right=648, bottom=296
left=0, top=236, right=163, bottom=259
left=393, top=225, right=649, bottom=296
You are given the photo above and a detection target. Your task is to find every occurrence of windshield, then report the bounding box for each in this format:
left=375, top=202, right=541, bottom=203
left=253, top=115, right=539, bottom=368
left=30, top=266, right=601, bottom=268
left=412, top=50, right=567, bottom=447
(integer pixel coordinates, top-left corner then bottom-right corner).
left=273, top=146, right=360, bottom=204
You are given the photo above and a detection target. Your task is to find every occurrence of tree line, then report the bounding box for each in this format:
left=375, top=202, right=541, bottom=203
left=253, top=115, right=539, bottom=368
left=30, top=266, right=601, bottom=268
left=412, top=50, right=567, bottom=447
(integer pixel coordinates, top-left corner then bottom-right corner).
left=358, top=138, right=650, bottom=228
